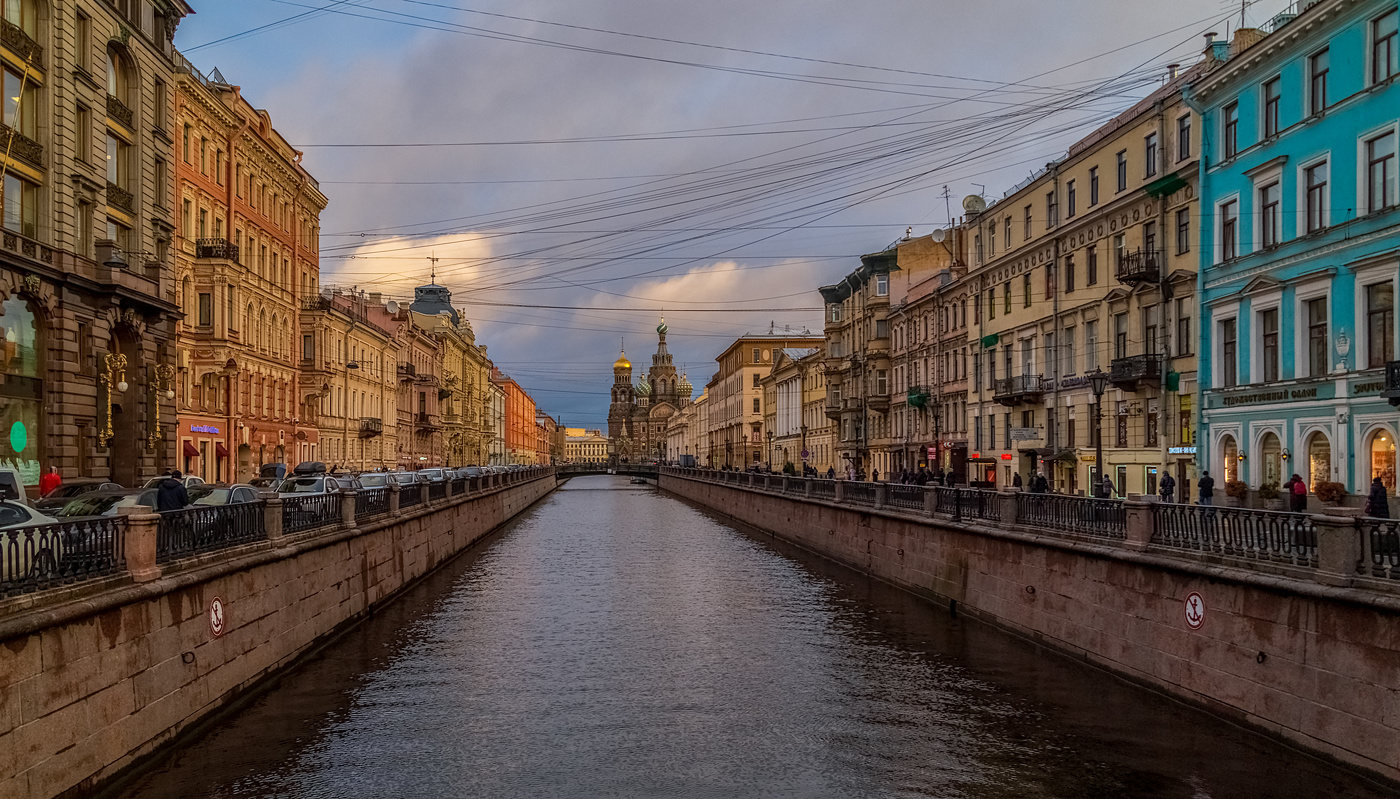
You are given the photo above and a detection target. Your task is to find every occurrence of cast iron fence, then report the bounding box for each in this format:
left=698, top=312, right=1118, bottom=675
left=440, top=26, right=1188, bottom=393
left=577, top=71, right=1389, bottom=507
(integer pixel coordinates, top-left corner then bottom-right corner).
left=450, top=478, right=466, bottom=495
left=887, top=485, right=926, bottom=511
left=156, top=502, right=266, bottom=563
left=1358, top=516, right=1400, bottom=580
left=1017, top=493, right=1126, bottom=539
left=282, top=493, right=341, bottom=534
left=399, top=484, right=424, bottom=509
left=842, top=481, right=877, bottom=506
left=932, top=487, right=1001, bottom=522
left=356, top=488, right=390, bottom=521
left=428, top=481, right=447, bottom=502
left=1, top=517, right=125, bottom=596
left=1152, top=504, right=1317, bottom=567
left=810, top=479, right=837, bottom=500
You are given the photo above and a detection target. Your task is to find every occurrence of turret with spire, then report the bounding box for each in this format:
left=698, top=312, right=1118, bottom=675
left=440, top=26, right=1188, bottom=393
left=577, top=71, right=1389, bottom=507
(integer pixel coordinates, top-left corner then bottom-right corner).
left=648, top=317, right=679, bottom=406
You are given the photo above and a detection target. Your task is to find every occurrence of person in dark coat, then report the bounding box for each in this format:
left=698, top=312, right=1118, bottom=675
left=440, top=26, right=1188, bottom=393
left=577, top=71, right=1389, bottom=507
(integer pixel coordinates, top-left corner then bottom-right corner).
left=156, top=471, right=190, bottom=512
left=1366, top=477, right=1390, bottom=518
left=826, top=466, right=836, bottom=480
left=1012, top=472, right=1023, bottom=489
left=1159, top=472, right=1175, bottom=503
left=1033, top=472, right=1049, bottom=493
left=1197, top=471, right=1215, bottom=506
left=1288, top=473, right=1308, bottom=514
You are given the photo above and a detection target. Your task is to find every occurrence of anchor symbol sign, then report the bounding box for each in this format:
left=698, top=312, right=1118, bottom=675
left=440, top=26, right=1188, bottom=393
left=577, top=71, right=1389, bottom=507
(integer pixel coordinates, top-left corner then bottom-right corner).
left=209, top=597, right=226, bottom=638
left=1184, top=592, right=1206, bottom=630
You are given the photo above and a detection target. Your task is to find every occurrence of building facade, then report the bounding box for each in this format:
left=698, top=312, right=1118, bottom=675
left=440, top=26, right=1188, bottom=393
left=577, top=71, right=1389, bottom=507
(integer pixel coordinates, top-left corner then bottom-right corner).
left=302, top=290, right=396, bottom=472
left=565, top=429, right=609, bottom=462
left=1192, top=4, right=1400, bottom=500
left=707, top=328, right=822, bottom=469
left=492, top=369, right=536, bottom=464
left=607, top=320, right=694, bottom=462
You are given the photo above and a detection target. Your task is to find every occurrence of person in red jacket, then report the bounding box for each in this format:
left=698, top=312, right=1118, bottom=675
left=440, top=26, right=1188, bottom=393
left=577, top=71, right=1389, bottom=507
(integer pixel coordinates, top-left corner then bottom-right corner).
left=39, top=466, right=61, bottom=497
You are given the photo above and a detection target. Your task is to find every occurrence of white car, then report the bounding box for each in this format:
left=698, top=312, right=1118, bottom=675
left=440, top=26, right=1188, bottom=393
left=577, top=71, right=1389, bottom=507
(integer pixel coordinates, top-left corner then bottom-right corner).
left=0, top=500, right=60, bottom=585
left=141, top=475, right=207, bottom=490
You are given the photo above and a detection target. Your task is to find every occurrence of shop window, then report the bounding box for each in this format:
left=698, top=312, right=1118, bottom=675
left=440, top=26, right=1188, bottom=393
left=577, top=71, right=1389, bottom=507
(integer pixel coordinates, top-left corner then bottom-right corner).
left=1261, top=432, right=1282, bottom=487
left=1307, top=432, right=1331, bottom=487
left=0, top=296, right=41, bottom=486
left=1372, top=430, right=1397, bottom=493
left=1222, top=434, right=1239, bottom=483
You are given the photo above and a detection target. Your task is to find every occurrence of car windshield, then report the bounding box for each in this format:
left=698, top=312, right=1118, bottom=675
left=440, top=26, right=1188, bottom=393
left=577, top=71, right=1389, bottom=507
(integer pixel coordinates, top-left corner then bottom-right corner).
left=190, top=488, right=231, bottom=506
left=359, top=474, right=388, bottom=487
left=51, top=484, right=99, bottom=499
left=283, top=478, right=324, bottom=493
left=56, top=495, right=123, bottom=517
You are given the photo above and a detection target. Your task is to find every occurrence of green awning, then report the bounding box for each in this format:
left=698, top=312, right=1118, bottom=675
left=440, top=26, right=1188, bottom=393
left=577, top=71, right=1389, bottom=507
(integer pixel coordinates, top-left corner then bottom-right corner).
left=1145, top=171, right=1189, bottom=198
left=980, top=333, right=1002, bottom=349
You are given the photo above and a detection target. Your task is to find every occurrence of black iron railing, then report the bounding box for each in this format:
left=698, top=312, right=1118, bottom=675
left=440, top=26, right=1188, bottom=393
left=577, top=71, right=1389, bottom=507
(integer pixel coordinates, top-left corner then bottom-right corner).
left=156, top=502, right=266, bottom=563
left=1017, top=493, right=1126, bottom=539
left=1109, top=354, right=1164, bottom=388
left=450, top=478, right=466, bottom=495
left=195, top=238, right=239, bottom=261
left=842, top=481, right=876, bottom=505
left=359, top=417, right=383, bottom=438
left=282, top=493, right=340, bottom=534
left=1, top=518, right=125, bottom=597
left=887, top=484, right=926, bottom=510
left=356, top=488, right=389, bottom=520
left=1358, top=516, right=1400, bottom=580
left=399, top=484, right=424, bottom=509
left=1152, top=504, right=1317, bottom=567
left=810, top=479, right=837, bottom=500
left=1115, top=248, right=1162, bottom=284
left=933, top=487, right=1001, bottom=521
left=993, top=375, right=1046, bottom=404
left=428, top=481, right=447, bottom=501
left=106, top=94, right=133, bottom=128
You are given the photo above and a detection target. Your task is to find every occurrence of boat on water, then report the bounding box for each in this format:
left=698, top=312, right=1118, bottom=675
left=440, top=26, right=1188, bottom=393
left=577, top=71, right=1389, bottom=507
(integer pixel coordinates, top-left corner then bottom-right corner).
left=629, top=477, right=647, bottom=485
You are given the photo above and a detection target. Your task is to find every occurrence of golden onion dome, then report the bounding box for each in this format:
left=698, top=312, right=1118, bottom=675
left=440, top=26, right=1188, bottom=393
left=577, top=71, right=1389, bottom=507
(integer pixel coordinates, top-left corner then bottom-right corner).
left=614, top=351, right=631, bottom=370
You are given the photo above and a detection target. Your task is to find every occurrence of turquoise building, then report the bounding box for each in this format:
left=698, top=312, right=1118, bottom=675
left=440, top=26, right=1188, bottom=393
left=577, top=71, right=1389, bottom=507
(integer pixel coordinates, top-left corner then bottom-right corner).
left=1189, top=0, right=1399, bottom=502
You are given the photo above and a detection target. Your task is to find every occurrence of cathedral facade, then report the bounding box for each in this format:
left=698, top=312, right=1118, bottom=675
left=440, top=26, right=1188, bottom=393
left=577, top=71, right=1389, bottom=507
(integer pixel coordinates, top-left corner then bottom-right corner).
left=608, top=320, right=693, bottom=462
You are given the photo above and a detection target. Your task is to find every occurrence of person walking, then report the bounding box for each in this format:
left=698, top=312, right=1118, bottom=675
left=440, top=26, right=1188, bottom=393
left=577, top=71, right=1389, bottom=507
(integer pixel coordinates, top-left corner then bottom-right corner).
left=1289, top=473, right=1308, bottom=514
left=827, top=466, right=836, bottom=480
left=1034, top=472, right=1049, bottom=494
left=1366, top=476, right=1391, bottom=518
left=1198, top=471, right=1215, bottom=506
left=39, top=466, right=61, bottom=498
left=1100, top=474, right=1115, bottom=499
left=1012, top=472, right=1023, bottom=490
left=1159, top=472, right=1175, bottom=503
left=872, top=468, right=880, bottom=483
left=156, top=471, right=190, bottom=512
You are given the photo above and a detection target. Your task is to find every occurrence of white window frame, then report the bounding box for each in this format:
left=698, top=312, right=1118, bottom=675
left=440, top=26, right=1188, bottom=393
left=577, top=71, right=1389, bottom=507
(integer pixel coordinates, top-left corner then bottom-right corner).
left=1210, top=304, right=1241, bottom=390
left=1214, top=192, right=1242, bottom=265
left=1294, top=277, right=1332, bottom=379
left=1368, top=7, right=1399, bottom=88
left=1353, top=259, right=1400, bottom=371
left=1295, top=153, right=1331, bottom=234
left=1248, top=161, right=1285, bottom=251
left=1249, top=290, right=1282, bottom=384
left=1357, top=122, right=1400, bottom=215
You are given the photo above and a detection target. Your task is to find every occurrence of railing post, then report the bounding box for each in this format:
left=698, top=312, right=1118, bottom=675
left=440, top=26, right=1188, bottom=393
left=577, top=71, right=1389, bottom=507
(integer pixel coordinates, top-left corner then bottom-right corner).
left=341, top=490, right=358, bottom=529
left=260, top=491, right=284, bottom=541
left=1124, top=497, right=1155, bottom=550
left=834, top=480, right=844, bottom=503
left=120, top=506, right=161, bottom=583
left=874, top=484, right=887, bottom=509
left=804, top=477, right=813, bottom=498
left=999, top=489, right=1019, bottom=526
left=1314, top=514, right=1362, bottom=584
left=924, top=487, right=936, bottom=516
left=419, top=483, right=429, bottom=506
left=388, top=482, right=401, bottom=514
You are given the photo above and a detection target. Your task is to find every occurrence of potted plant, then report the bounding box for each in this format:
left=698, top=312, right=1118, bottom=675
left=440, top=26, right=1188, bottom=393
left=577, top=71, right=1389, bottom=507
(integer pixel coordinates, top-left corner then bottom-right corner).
left=1224, top=479, right=1249, bottom=507
left=1314, top=480, right=1347, bottom=507
left=1258, top=481, right=1283, bottom=511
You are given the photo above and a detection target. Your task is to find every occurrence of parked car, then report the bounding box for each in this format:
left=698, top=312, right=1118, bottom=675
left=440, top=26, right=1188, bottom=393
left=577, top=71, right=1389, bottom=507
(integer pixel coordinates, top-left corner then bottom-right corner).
left=356, top=473, right=391, bottom=489
left=456, top=466, right=483, bottom=479
left=417, top=468, right=448, bottom=483
left=54, top=489, right=159, bottom=520
left=0, top=468, right=29, bottom=505
left=34, top=479, right=123, bottom=513
left=141, top=475, right=206, bottom=490
left=248, top=477, right=283, bottom=492
left=0, top=500, right=62, bottom=585
left=188, top=484, right=262, bottom=506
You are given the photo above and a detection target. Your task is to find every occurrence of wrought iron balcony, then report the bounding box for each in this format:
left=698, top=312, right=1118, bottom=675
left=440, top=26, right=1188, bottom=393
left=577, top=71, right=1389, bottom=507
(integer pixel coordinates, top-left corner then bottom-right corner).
left=993, top=374, right=1047, bottom=406
left=359, top=417, right=383, bottom=438
left=106, top=94, right=134, bottom=129
left=1115, top=249, right=1162, bottom=285
left=1109, top=354, right=1164, bottom=390
left=906, top=385, right=930, bottom=408
left=415, top=412, right=439, bottom=431
left=397, top=362, right=417, bottom=381
left=106, top=182, right=134, bottom=214
left=195, top=238, right=239, bottom=261
left=0, top=123, right=42, bottom=168
left=2, top=19, right=44, bottom=69
left=1385, top=361, right=1400, bottom=407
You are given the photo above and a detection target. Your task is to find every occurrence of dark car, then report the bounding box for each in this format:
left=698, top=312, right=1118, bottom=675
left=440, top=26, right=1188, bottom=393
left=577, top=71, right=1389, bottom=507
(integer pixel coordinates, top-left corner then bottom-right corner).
left=188, top=484, right=262, bottom=506
left=34, top=479, right=123, bottom=513
left=54, top=489, right=159, bottom=520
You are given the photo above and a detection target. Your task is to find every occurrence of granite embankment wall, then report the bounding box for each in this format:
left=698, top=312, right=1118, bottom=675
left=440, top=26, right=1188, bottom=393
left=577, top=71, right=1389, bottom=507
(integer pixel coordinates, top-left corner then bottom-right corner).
left=0, top=473, right=555, bottom=799
left=660, top=471, right=1400, bottom=784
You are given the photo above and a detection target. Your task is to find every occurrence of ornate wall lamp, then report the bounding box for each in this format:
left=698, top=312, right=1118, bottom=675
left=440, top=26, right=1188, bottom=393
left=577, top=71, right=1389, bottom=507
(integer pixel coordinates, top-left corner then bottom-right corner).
left=98, top=352, right=129, bottom=447
left=146, top=363, right=176, bottom=450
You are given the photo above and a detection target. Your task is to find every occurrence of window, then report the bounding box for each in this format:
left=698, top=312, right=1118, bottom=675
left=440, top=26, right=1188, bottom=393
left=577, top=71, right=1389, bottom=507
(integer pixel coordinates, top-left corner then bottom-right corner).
left=1307, top=297, right=1329, bottom=376
left=1262, top=77, right=1281, bottom=139
left=75, top=104, right=92, bottom=163
left=753, top=398, right=760, bottom=414
left=875, top=273, right=888, bottom=296
left=1066, top=180, right=1076, bottom=218
left=153, top=79, right=167, bottom=130
left=875, top=318, right=889, bottom=338
left=1309, top=49, right=1329, bottom=115
left=1261, top=308, right=1279, bottom=382
left=987, top=286, right=995, bottom=320
left=1003, top=281, right=1011, bottom=315
left=876, top=370, right=887, bottom=395
left=1003, top=217, right=1010, bottom=249
left=1089, top=166, right=1100, bottom=205
left=154, top=158, right=168, bottom=207
left=1177, top=114, right=1191, bottom=161
left=1220, top=318, right=1238, bottom=388
left=1023, top=205, right=1032, bottom=239
left=1366, top=132, right=1396, bottom=213
left=1220, top=200, right=1238, bottom=261
left=3, top=66, right=33, bottom=138
left=1308, top=432, right=1332, bottom=486
left=1175, top=207, right=1190, bottom=254
left=1377, top=9, right=1399, bottom=84
left=1143, top=221, right=1157, bottom=255
left=1087, top=245, right=1098, bottom=285
left=1116, top=402, right=1128, bottom=448
left=2, top=174, right=35, bottom=238
left=1023, top=273, right=1032, bottom=307
left=752, top=348, right=761, bottom=363
left=1113, top=312, right=1128, bottom=360
left=1367, top=282, right=1394, bottom=368
left=197, top=292, right=212, bottom=326
left=76, top=11, right=91, bottom=71
left=1145, top=305, right=1160, bottom=355
left=1046, top=190, right=1057, bottom=227
left=1062, top=326, right=1076, bottom=374
left=1223, top=102, right=1239, bottom=159
left=1113, top=233, right=1125, bottom=270
left=1144, top=133, right=1158, bottom=177
left=1116, top=150, right=1127, bottom=191
left=1175, top=298, right=1191, bottom=356
left=1064, top=254, right=1075, bottom=293
left=1305, top=161, right=1329, bottom=232
left=1086, top=320, right=1099, bottom=372
left=1259, top=181, right=1280, bottom=248
left=77, top=201, right=92, bottom=257
left=1371, top=430, right=1397, bottom=493
left=106, top=132, right=126, bottom=187
left=1146, top=403, right=1159, bottom=447
left=752, top=372, right=760, bottom=388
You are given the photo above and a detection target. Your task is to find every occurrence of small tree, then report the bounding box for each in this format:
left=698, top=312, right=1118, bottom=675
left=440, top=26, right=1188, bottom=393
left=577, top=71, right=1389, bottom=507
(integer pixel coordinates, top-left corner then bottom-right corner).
left=782, top=461, right=796, bottom=475
left=1225, top=480, right=1249, bottom=499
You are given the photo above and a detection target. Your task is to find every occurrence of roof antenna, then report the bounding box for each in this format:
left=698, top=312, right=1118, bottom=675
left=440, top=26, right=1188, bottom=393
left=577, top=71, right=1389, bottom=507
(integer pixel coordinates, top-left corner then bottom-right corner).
left=428, top=252, right=439, bottom=284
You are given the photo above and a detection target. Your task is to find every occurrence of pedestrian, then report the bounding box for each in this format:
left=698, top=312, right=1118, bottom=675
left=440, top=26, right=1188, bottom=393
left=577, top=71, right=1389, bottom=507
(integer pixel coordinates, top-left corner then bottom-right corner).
left=1100, top=474, right=1115, bottom=499
left=1035, top=472, right=1050, bottom=493
left=156, top=471, right=190, bottom=512
left=39, top=466, right=61, bottom=498
left=1366, top=477, right=1390, bottom=518
left=1159, top=472, right=1175, bottom=503
left=1198, top=471, right=1215, bottom=506
left=827, top=466, right=836, bottom=480
left=872, top=468, right=879, bottom=483
left=1289, top=473, right=1308, bottom=514
left=1012, top=472, right=1023, bottom=489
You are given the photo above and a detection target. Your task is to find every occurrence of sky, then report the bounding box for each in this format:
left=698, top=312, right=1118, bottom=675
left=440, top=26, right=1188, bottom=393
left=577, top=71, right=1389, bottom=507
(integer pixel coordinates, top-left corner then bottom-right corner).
left=176, top=0, right=1285, bottom=430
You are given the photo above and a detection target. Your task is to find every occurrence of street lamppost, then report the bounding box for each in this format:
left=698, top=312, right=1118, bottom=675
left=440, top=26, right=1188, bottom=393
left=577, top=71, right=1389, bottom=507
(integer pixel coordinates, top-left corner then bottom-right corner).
left=766, top=429, right=774, bottom=472
left=1089, top=368, right=1108, bottom=497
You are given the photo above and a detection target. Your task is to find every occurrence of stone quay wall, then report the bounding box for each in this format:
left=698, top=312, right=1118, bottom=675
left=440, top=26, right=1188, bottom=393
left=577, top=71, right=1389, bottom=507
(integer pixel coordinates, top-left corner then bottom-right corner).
left=0, top=472, right=556, bottom=799
left=659, top=469, right=1400, bottom=784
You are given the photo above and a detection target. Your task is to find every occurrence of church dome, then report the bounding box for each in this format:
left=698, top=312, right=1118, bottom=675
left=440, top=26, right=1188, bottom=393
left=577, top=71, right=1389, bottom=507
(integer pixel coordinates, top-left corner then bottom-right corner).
left=614, top=351, right=631, bottom=370
left=657, top=317, right=668, bottom=335
left=635, top=376, right=651, bottom=396
left=679, top=372, right=693, bottom=395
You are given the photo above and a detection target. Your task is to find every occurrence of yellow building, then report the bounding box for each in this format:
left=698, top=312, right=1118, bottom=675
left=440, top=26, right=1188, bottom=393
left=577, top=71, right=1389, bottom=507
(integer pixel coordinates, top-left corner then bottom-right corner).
left=566, top=430, right=609, bottom=462
left=760, top=348, right=832, bottom=473
left=706, top=328, right=823, bottom=469
left=300, top=289, right=398, bottom=471
left=961, top=64, right=1203, bottom=496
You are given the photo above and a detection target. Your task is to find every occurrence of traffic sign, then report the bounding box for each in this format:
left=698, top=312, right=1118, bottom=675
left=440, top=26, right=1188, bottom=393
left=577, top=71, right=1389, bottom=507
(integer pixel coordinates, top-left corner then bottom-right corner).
left=800, top=449, right=810, bottom=460
left=1183, top=592, right=1205, bottom=630
left=208, top=596, right=226, bottom=638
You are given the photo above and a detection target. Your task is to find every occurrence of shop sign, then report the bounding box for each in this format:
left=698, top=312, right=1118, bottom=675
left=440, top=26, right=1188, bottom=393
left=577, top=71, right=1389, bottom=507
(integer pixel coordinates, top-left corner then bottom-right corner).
left=1010, top=427, right=1039, bottom=441
left=1353, top=381, right=1384, bottom=395
left=1079, top=454, right=1097, bottom=462
left=1168, top=446, right=1196, bottom=455
left=1059, top=376, right=1089, bottom=389
left=999, top=453, right=1013, bottom=460
left=192, top=425, right=221, bottom=434
left=1213, top=383, right=1332, bottom=408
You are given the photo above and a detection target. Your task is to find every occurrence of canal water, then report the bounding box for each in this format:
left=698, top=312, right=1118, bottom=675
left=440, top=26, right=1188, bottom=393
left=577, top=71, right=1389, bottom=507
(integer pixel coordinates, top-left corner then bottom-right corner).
left=111, top=476, right=1390, bottom=799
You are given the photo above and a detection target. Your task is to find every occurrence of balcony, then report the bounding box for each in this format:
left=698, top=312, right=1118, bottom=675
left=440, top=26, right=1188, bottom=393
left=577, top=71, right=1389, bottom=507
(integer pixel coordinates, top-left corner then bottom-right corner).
left=414, top=371, right=439, bottom=387
left=397, top=362, right=416, bottom=381
left=1115, top=249, right=1162, bottom=285
left=1, top=18, right=44, bottom=69
left=106, top=182, right=134, bottom=215
left=195, top=238, right=239, bottom=261
left=106, top=94, right=134, bottom=129
left=906, top=385, right=930, bottom=408
left=824, top=396, right=844, bottom=421
left=993, top=375, right=1047, bottom=406
left=1385, top=361, right=1400, bottom=407
left=868, top=391, right=890, bottom=412
left=359, top=417, right=383, bottom=438
left=1109, top=354, right=1164, bottom=390
left=0, top=123, right=42, bottom=169
left=415, top=412, right=439, bottom=431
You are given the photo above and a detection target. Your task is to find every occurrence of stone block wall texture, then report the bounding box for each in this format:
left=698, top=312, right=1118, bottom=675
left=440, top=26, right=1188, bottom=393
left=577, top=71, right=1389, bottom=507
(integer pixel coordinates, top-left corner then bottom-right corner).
left=660, top=474, right=1400, bottom=784
left=0, top=476, right=555, bottom=799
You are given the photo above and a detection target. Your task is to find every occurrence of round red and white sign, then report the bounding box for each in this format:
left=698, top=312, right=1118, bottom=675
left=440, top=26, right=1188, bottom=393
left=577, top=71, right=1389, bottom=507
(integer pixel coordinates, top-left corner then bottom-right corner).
left=1183, top=591, right=1206, bottom=630
left=208, top=596, right=226, bottom=637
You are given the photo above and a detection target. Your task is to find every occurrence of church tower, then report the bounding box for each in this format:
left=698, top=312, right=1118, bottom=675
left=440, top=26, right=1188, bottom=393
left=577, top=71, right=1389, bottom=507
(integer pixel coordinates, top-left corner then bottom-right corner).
left=607, top=348, right=634, bottom=440
left=649, top=318, right=679, bottom=407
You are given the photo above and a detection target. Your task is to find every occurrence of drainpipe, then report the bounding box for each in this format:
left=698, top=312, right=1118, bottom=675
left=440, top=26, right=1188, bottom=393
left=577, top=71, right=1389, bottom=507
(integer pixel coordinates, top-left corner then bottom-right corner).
left=1049, top=164, right=1062, bottom=483
left=1155, top=96, right=1171, bottom=497
left=1183, top=83, right=1208, bottom=496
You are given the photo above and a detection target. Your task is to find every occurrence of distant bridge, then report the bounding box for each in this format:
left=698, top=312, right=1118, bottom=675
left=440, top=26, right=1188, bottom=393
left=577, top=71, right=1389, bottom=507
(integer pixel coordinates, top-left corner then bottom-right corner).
left=555, top=464, right=660, bottom=479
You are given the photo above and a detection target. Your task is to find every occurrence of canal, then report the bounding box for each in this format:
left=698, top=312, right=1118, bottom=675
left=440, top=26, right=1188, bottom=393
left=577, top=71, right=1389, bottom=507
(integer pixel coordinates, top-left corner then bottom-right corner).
left=110, top=476, right=1390, bottom=798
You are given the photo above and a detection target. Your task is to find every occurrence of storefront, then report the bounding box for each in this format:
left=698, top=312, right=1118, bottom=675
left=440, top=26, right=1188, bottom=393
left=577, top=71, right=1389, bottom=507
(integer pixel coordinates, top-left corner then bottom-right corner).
left=0, top=296, right=41, bottom=489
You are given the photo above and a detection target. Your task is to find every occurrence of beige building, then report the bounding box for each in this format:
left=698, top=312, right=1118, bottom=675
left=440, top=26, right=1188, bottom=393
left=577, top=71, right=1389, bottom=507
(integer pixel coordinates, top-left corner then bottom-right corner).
left=706, top=328, right=822, bottom=469
left=300, top=289, right=397, bottom=471
left=961, top=64, right=1204, bottom=496
left=760, top=348, right=833, bottom=473
left=566, top=429, right=609, bottom=462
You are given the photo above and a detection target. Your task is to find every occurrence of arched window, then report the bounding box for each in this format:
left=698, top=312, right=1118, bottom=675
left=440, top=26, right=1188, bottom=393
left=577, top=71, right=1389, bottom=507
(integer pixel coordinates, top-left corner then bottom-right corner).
left=257, top=309, right=266, bottom=351
left=106, top=47, right=131, bottom=107
left=180, top=276, right=192, bottom=320
left=1221, top=434, right=1239, bottom=483
left=1260, top=432, right=1282, bottom=487
left=4, top=1, right=37, bottom=38
left=1371, top=430, right=1396, bottom=493
left=1307, top=432, right=1332, bottom=487
left=0, top=296, right=41, bottom=485
left=269, top=314, right=279, bottom=356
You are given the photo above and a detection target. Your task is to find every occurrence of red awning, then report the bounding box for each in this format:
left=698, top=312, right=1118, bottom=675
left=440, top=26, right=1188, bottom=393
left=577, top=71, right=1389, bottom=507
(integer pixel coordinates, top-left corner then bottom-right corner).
left=215, top=443, right=229, bottom=459
left=182, top=441, right=199, bottom=458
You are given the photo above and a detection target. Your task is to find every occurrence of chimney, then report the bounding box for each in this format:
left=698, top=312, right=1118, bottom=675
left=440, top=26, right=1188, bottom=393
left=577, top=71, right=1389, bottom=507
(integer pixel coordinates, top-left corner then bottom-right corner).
left=1203, top=32, right=1229, bottom=62
left=1167, top=63, right=1180, bottom=80
left=369, top=292, right=382, bottom=305
left=1229, top=28, right=1266, bottom=57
